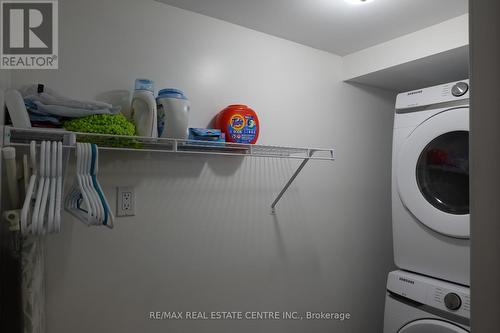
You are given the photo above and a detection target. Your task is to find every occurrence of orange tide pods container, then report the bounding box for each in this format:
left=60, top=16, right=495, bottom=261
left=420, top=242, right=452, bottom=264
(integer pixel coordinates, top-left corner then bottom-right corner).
left=214, top=104, right=259, bottom=144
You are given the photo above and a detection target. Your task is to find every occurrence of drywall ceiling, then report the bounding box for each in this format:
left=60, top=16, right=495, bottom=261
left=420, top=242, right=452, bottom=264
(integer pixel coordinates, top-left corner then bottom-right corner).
left=156, top=0, right=468, bottom=56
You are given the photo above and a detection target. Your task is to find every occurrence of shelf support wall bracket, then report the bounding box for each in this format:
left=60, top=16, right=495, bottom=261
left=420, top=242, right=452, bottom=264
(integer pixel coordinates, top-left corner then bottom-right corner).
left=270, top=150, right=313, bottom=214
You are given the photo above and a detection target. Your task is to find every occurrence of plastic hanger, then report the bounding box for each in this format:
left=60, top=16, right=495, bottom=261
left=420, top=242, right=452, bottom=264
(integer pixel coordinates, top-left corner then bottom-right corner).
left=91, top=143, right=114, bottom=228
left=66, top=143, right=84, bottom=222
left=47, top=141, right=57, bottom=233
left=22, top=154, right=30, bottom=192
left=83, top=143, right=101, bottom=224
left=90, top=143, right=106, bottom=226
left=64, top=142, right=113, bottom=228
left=65, top=184, right=85, bottom=222
left=37, top=141, right=51, bottom=234
left=65, top=144, right=87, bottom=223
left=85, top=143, right=103, bottom=224
left=76, top=143, right=95, bottom=225
left=73, top=142, right=100, bottom=225
left=91, top=143, right=108, bottom=225
left=54, top=141, right=62, bottom=232
left=21, top=141, right=37, bottom=234
left=32, top=141, right=47, bottom=235
left=19, top=140, right=63, bottom=235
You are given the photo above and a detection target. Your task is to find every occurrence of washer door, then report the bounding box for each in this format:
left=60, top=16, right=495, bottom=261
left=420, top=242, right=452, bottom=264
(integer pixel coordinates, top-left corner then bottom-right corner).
left=397, top=107, right=469, bottom=238
left=399, top=319, right=469, bottom=333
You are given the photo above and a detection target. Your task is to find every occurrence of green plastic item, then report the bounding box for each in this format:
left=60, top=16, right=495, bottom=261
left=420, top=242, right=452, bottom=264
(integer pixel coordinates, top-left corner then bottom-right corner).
left=63, top=113, right=142, bottom=148
left=63, top=113, right=136, bottom=136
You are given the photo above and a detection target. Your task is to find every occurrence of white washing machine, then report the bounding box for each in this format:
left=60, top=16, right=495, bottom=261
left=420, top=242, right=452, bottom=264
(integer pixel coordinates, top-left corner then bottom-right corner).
left=392, top=80, right=469, bottom=285
left=384, top=270, right=470, bottom=333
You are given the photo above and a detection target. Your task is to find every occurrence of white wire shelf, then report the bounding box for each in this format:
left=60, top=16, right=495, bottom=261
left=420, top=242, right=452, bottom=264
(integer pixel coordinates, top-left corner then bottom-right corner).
left=2, top=126, right=335, bottom=213
left=3, top=126, right=334, bottom=160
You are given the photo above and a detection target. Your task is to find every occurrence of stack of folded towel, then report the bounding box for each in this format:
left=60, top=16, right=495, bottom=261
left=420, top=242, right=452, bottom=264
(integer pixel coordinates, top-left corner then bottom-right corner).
left=21, top=84, right=121, bottom=128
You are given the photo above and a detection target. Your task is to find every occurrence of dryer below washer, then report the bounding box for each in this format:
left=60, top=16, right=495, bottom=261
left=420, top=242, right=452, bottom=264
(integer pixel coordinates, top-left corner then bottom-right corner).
left=384, top=270, right=469, bottom=333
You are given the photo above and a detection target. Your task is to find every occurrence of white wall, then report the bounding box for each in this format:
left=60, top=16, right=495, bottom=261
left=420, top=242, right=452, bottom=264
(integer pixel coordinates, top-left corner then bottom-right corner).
left=11, top=0, right=396, bottom=332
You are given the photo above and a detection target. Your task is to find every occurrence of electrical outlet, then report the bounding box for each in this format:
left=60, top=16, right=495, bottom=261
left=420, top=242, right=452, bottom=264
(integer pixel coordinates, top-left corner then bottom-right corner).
left=117, top=186, right=135, bottom=216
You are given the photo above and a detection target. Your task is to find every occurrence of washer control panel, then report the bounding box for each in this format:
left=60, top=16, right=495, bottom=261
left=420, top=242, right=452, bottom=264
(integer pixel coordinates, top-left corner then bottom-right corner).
left=396, top=79, right=469, bottom=109
left=387, top=270, right=470, bottom=319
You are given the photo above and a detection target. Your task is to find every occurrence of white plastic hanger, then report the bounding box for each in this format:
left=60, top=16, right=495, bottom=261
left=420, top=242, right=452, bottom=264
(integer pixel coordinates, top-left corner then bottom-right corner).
left=31, top=141, right=47, bottom=235
left=65, top=142, right=114, bottom=228
left=21, top=141, right=37, bottom=234
left=47, top=141, right=57, bottom=233
left=85, top=143, right=102, bottom=224
left=65, top=183, right=84, bottom=222
left=84, top=143, right=102, bottom=224
left=64, top=148, right=80, bottom=220
left=22, top=154, right=30, bottom=192
left=76, top=143, right=94, bottom=224
left=19, top=140, right=63, bottom=235
left=91, top=143, right=114, bottom=228
left=90, top=143, right=106, bottom=225
left=64, top=147, right=85, bottom=223
left=37, top=141, right=51, bottom=235
left=54, top=141, right=62, bottom=232
left=68, top=143, right=99, bottom=225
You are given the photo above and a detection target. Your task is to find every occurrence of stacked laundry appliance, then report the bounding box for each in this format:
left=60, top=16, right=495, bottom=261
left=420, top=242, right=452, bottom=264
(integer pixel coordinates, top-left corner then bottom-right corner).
left=384, top=80, right=471, bottom=333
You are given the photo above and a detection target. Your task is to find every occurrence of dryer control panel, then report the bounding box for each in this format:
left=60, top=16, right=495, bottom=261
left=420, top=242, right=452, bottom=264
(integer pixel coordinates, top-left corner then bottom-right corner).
left=396, top=79, right=470, bottom=110
left=387, top=270, right=470, bottom=319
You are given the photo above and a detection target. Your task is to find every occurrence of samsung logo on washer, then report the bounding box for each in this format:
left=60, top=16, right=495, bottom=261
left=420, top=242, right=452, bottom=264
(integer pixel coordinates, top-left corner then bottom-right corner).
left=407, top=90, right=423, bottom=96
left=399, top=277, right=415, bottom=285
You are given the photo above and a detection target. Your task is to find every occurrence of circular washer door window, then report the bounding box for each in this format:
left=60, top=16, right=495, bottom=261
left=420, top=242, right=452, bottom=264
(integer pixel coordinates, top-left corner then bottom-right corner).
left=399, top=319, right=469, bottom=333
left=397, top=107, right=469, bottom=238
left=416, top=131, right=469, bottom=215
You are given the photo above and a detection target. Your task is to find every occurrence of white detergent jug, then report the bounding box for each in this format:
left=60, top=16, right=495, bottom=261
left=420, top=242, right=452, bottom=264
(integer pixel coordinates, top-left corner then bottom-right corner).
left=156, top=89, right=190, bottom=139
left=131, top=79, right=158, bottom=137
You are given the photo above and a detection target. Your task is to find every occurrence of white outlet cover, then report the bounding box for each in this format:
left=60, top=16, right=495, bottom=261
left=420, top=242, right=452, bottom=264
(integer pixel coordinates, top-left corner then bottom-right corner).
left=117, top=186, right=135, bottom=217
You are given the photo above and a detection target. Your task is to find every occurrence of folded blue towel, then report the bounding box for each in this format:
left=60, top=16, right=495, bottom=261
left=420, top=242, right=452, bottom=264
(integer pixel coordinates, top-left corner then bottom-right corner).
left=21, top=84, right=121, bottom=119
left=28, top=112, right=62, bottom=125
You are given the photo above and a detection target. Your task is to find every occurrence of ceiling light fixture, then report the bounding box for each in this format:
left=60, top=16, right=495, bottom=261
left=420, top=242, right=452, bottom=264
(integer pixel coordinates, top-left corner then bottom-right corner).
left=344, top=0, right=374, bottom=4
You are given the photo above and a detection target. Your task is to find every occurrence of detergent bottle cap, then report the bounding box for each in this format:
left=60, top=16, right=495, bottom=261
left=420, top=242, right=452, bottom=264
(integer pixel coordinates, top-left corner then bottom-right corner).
left=157, top=88, right=187, bottom=100
left=134, top=79, right=154, bottom=93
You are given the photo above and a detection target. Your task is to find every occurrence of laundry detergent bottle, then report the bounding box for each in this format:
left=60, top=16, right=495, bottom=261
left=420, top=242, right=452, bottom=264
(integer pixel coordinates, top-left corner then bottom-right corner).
left=131, top=79, right=158, bottom=137
left=156, top=88, right=190, bottom=139
left=215, top=104, right=259, bottom=144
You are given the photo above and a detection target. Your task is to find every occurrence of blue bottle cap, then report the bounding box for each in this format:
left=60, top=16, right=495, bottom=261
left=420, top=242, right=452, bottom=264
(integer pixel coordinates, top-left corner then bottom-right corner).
left=157, top=88, right=187, bottom=100
left=135, top=79, right=154, bottom=93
